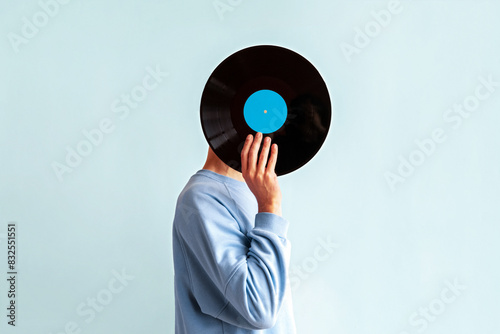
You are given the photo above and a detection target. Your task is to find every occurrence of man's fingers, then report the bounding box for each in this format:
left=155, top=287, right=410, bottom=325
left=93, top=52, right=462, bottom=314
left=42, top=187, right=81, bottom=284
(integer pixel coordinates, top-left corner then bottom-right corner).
left=240, top=134, right=253, bottom=175
left=248, top=132, right=262, bottom=171
left=257, top=136, right=271, bottom=172
left=266, top=143, right=278, bottom=174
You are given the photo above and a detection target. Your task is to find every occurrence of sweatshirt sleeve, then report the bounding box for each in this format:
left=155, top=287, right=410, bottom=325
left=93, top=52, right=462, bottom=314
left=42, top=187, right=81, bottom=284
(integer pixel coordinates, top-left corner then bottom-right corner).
left=176, top=188, right=291, bottom=330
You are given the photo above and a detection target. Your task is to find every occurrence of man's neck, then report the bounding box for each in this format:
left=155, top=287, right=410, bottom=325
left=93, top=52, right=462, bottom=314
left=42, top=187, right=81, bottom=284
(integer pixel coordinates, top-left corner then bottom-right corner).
left=203, top=148, right=245, bottom=182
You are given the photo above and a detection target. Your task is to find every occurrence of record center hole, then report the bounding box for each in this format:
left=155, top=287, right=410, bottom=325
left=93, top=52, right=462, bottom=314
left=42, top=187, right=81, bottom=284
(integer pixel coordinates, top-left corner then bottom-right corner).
left=264, top=110, right=267, bottom=114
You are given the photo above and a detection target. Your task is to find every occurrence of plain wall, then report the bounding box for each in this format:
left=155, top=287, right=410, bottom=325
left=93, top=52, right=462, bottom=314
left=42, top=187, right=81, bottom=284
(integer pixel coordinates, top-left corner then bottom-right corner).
left=1, top=1, right=499, bottom=333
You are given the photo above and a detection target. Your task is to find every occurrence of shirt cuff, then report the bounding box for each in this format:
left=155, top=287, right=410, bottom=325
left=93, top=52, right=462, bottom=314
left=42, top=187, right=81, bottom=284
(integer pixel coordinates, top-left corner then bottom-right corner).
left=254, top=212, right=289, bottom=239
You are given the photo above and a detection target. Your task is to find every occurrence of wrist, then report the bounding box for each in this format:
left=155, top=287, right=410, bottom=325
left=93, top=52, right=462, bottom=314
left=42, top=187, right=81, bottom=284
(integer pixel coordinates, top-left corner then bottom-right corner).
left=258, top=202, right=282, bottom=216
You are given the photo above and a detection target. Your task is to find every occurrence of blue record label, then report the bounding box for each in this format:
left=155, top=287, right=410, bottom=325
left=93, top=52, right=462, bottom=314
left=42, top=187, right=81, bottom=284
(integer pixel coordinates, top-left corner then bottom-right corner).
left=243, top=89, right=288, bottom=134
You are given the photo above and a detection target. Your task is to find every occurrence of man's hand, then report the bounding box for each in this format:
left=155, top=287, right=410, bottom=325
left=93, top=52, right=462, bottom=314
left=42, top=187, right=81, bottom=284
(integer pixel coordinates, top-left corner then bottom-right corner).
left=241, top=132, right=282, bottom=216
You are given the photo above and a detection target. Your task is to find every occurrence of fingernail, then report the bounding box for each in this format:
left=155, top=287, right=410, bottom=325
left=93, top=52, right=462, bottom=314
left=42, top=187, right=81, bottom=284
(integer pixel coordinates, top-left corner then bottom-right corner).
left=247, top=134, right=252, bottom=140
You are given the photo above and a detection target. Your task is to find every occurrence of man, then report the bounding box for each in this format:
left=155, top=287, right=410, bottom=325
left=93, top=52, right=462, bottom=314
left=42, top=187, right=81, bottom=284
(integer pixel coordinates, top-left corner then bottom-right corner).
left=172, top=132, right=296, bottom=333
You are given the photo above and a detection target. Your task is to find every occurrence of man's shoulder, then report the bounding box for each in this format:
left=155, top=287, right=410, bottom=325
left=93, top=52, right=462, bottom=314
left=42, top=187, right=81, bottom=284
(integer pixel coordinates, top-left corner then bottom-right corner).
left=183, top=170, right=224, bottom=193
left=177, top=170, right=232, bottom=209
left=174, top=171, right=240, bottom=233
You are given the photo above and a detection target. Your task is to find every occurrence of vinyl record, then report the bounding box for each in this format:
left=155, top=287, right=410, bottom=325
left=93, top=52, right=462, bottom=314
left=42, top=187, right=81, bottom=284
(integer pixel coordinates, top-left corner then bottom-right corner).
left=200, top=45, right=331, bottom=176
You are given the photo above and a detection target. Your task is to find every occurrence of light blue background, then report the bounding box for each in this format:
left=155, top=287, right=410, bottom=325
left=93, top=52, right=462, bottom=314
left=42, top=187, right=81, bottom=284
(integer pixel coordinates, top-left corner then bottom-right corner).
left=1, top=1, right=499, bottom=333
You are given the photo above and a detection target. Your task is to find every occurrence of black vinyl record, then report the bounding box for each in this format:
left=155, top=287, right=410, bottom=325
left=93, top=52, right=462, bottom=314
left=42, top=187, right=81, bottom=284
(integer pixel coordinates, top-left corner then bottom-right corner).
left=200, top=45, right=331, bottom=176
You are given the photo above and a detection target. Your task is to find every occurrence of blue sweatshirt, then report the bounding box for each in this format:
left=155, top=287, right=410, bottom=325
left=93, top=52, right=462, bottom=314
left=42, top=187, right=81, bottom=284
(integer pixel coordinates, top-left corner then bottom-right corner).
left=172, top=169, right=296, bottom=333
